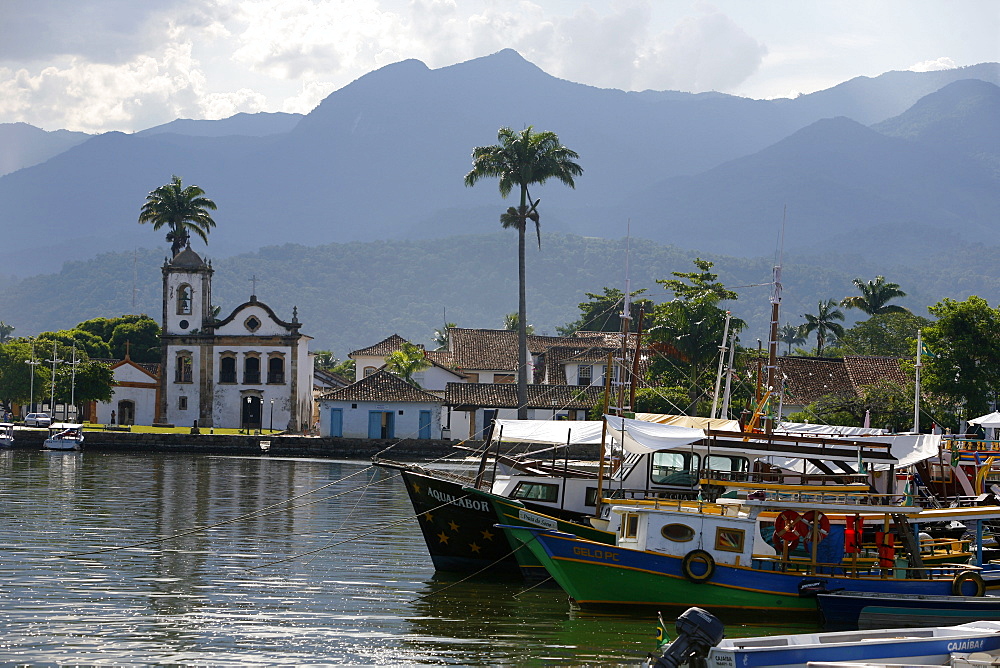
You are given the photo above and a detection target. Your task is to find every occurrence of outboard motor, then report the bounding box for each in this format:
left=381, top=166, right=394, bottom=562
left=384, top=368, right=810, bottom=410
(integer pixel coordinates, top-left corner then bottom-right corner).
left=649, top=607, right=725, bottom=668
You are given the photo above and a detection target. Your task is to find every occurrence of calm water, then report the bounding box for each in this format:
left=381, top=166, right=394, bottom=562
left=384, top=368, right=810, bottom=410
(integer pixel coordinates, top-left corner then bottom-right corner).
left=0, top=451, right=815, bottom=666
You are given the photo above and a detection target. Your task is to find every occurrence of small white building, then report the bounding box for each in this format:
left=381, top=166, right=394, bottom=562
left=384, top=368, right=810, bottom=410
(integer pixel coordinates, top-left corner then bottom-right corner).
left=317, top=370, right=443, bottom=439
left=92, top=356, right=160, bottom=425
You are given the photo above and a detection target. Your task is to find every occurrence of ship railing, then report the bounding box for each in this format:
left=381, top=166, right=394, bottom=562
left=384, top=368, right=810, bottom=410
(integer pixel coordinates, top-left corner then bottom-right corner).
left=751, top=555, right=977, bottom=579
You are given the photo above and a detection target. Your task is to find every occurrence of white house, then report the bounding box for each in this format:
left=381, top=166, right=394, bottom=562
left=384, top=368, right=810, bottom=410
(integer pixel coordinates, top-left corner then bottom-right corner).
left=92, top=356, right=160, bottom=426
left=349, top=334, right=467, bottom=392
left=317, top=370, right=443, bottom=439
left=158, top=245, right=313, bottom=430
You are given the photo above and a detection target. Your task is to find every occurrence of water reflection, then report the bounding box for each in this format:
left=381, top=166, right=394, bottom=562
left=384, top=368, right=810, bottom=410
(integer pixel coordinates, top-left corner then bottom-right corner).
left=0, top=452, right=816, bottom=665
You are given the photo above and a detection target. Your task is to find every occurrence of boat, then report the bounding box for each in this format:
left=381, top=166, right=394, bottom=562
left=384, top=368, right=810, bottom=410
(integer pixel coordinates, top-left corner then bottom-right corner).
left=498, top=486, right=992, bottom=617
left=43, top=423, right=84, bottom=451
left=648, top=606, right=1000, bottom=668
left=0, top=422, right=14, bottom=448
left=817, top=590, right=1000, bottom=631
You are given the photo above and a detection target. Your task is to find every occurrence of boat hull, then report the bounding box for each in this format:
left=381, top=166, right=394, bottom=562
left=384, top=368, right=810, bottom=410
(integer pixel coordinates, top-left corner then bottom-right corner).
left=818, top=591, right=1000, bottom=631
left=503, top=526, right=959, bottom=616
left=43, top=438, right=81, bottom=451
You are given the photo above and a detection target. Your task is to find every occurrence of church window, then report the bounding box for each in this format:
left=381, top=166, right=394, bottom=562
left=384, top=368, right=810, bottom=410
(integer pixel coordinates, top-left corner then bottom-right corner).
left=267, top=354, right=285, bottom=384
left=175, top=353, right=193, bottom=383
left=219, top=354, right=237, bottom=383
left=244, top=355, right=261, bottom=384
left=177, top=284, right=193, bottom=315
left=245, top=316, right=261, bottom=333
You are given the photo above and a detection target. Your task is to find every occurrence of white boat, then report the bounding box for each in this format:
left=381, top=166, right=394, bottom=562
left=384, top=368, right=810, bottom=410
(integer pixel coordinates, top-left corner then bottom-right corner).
left=0, top=423, right=14, bottom=448
left=43, top=423, right=84, bottom=451
left=650, top=607, right=1000, bottom=668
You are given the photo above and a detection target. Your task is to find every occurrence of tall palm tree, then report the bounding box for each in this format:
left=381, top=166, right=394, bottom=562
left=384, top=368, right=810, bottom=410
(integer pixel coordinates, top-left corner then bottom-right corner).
left=801, top=299, right=846, bottom=357
left=464, top=126, right=582, bottom=418
left=778, top=323, right=806, bottom=355
left=841, top=275, right=909, bottom=315
left=385, top=342, right=431, bottom=387
left=138, top=175, right=218, bottom=257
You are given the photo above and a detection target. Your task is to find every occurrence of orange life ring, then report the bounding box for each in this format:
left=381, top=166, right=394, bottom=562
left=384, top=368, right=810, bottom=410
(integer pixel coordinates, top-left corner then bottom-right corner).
left=774, top=510, right=807, bottom=546
left=801, top=510, right=831, bottom=543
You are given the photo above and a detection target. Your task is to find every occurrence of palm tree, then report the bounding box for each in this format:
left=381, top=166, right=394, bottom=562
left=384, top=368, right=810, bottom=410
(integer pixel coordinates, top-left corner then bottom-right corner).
left=801, top=299, right=846, bottom=357
left=503, top=313, right=534, bottom=335
left=464, top=127, right=582, bottom=418
left=385, top=342, right=431, bottom=387
left=138, top=175, right=218, bottom=257
left=0, top=321, right=14, bottom=343
left=841, top=276, right=909, bottom=315
left=432, top=322, right=456, bottom=351
left=778, top=323, right=806, bottom=355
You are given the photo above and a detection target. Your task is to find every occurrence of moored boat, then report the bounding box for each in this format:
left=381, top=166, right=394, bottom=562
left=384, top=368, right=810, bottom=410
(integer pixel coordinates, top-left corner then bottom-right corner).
left=43, top=423, right=84, bottom=451
left=0, top=422, right=14, bottom=448
left=817, top=590, right=1000, bottom=631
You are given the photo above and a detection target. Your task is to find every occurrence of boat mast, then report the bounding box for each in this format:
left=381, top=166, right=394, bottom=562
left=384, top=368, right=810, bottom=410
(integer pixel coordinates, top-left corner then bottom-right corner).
left=711, top=312, right=732, bottom=420
left=764, top=209, right=786, bottom=435
left=913, top=329, right=922, bottom=433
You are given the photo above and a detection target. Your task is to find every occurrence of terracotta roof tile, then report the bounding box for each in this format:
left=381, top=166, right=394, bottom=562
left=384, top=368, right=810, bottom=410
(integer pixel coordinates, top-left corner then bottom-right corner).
left=444, top=382, right=604, bottom=410
left=319, top=369, right=440, bottom=403
left=777, top=355, right=909, bottom=405
left=350, top=334, right=422, bottom=357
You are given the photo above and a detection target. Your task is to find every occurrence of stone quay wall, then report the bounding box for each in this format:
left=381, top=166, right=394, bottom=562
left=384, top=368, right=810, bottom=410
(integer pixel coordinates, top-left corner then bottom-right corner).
left=9, top=430, right=601, bottom=461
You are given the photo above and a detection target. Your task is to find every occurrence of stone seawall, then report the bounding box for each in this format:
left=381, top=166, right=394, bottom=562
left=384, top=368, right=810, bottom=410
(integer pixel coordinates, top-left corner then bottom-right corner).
left=9, top=430, right=601, bottom=461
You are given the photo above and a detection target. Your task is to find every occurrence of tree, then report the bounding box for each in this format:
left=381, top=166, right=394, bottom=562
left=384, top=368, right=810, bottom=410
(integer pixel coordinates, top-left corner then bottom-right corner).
left=138, top=175, right=218, bottom=257
left=432, top=323, right=457, bottom=350
left=825, top=311, right=932, bottom=358
left=503, top=313, right=534, bottom=335
left=558, top=287, right=653, bottom=335
left=778, top=323, right=806, bottom=355
left=647, top=259, right=744, bottom=413
left=921, top=296, right=1000, bottom=417
left=0, top=321, right=14, bottom=343
left=384, top=342, right=431, bottom=387
left=314, top=351, right=355, bottom=377
left=841, top=275, right=909, bottom=315
left=465, top=126, right=582, bottom=418
left=801, top=299, right=846, bottom=357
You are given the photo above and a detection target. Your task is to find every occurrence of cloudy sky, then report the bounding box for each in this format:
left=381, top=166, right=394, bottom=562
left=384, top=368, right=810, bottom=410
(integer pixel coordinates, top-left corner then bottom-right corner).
left=1, top=0, right=997, bottom=133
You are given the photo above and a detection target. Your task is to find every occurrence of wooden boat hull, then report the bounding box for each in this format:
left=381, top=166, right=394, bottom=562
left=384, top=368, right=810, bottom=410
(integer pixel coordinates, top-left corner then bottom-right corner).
left=503, top=526, right=959, bottom=616
left=818, top=590, right=1000, bottom=631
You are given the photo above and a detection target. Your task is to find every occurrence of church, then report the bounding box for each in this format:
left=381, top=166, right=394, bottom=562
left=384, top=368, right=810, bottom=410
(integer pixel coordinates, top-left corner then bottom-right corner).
left=158, top=245, right=313, bottom=431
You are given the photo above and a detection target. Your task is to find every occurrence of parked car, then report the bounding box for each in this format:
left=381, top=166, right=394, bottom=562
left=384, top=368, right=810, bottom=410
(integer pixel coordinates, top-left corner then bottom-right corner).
left=24, top=413, right=51, bottom=427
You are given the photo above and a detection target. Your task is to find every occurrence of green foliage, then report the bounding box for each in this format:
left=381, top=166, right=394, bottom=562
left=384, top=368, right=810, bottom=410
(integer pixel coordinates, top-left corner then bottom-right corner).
left=656, top=258, right=739, bottom=302
left=138, top=175, right=218, bottom=257
left=384, top=342, right=431, bottom=387
left=503, top=313, right=534, bottom=334
left=559, top=287, right=653, bottom=335
left=314, top=350, right=355, bottom=377
left=36, top=329, right=110, bottom=359
left=72, top=314, right=160, bottom=362
left=0, top=321, right=14, bottom=343
left=841, top=275, right=909, bottom=315
left=432, top=323, right=456, bottom=350
left=778, top=323, right=806, bottom=355
left=921, top=296, right=1000, bottom=417
left=825, top=311, right=933, bottom=358
left=633, top=386, right=693, bottom=415
left=801, top=299, right=846, bottom=357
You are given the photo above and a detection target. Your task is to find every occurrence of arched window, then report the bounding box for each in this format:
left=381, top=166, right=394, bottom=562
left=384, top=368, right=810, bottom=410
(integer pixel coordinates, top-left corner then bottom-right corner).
left=244, top=355, right=261, bottom=384
left=175, top=353, right=193, bottom=383
left=364, top=366, right=377, bottom=377
left=267, top=355, right=285, bottom=384
left=219, top=354, right=237, bottom=383
left=177, top=284, right=192, bottom=315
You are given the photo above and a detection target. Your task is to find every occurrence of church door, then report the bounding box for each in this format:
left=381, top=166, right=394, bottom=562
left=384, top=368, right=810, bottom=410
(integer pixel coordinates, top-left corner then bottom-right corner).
left=242, top=396, right=262, bottom=430
left=118, top=400, right=135, bottom=426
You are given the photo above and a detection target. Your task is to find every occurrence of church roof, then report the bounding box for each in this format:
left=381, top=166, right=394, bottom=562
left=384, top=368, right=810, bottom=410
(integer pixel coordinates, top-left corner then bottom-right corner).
left=170, top=246, right=208, bottom=268
left=319, top=369, right=440, bottom=403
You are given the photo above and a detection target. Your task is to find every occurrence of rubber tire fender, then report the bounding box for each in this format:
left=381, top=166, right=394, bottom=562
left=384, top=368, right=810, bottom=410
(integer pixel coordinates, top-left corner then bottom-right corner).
left=681, top=549, right=716, bottom=584
left=952, top=570, right=986, bottom=597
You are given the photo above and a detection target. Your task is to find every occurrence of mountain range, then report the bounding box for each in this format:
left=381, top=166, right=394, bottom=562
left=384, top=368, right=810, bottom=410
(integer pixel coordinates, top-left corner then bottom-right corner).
left=1, top=50, right=998, bottom=278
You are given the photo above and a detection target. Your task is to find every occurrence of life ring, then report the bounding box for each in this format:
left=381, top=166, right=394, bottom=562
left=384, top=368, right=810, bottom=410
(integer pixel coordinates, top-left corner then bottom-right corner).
left=774, top=510, right=808, bottom=546
left=681, top=549, right=716, bottom=583
left=801, top=510, right=831, bottom=543
left=952, top=570, right=986, bottom=597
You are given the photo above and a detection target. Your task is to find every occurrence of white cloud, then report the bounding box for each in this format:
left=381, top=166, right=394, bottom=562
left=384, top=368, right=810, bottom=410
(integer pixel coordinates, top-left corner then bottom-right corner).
left=909, top=57, right=958, bottom=72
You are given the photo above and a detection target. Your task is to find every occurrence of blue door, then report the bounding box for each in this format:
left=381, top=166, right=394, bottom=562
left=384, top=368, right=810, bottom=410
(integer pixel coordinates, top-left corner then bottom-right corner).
left=479, top=409, right=497, bottom=439
left=418, top=410, right=432, bottom=439
left=368, top=411, right=395, bottom=439
left=330, top=408, right=343, bottom=437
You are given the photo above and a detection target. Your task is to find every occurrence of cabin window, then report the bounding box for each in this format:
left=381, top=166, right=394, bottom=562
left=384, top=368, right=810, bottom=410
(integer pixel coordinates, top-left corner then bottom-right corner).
left=176, top=284, right=192, bottom=315
left=715, top=527, right=746, bottom=553
left=175, top=354, right=192, bottom=383
left=661, top=523, right=696, bottom=542
left=650, top=452, right=699, bottom=486
left=584, top=487, right=599, bottom=507
left=511, top=482, right=559, bottom=503
left=577, top=364, right=593, bottom=386
left=705, top=455, right=750, bottom=481
left=620, top=512, right=640, bottom=539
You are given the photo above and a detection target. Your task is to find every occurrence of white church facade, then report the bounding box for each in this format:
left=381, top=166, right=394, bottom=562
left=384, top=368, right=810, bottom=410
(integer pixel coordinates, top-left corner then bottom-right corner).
left=158, top=246, right=313, bottom=430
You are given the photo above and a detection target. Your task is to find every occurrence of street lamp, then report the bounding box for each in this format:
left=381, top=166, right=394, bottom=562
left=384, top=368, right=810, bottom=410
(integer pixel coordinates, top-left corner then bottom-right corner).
left=24, top=339, right=40, bottom=414
left=243, top=396, right=251, bottom=433
left=269, top=398, right=274, bottom=433
left=46, top=340, right=62, bottom=418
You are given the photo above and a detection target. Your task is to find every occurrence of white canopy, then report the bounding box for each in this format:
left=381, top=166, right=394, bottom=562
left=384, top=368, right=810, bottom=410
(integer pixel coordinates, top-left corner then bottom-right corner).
left=776, top=421, right=887, bottom=438
left=492, top=420, right=606, bottom=445
left=604, top=415, right=705, bottom=454
left=635, top=413, right=741, bottom=432
left=970, top=411, right=1000, bottom=428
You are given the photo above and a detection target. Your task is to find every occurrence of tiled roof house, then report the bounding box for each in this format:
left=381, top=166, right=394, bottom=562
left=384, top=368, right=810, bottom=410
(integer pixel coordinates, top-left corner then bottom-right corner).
left=777, top=355, right=911, bottom=415
left=317, top=370, right=443, bottom=439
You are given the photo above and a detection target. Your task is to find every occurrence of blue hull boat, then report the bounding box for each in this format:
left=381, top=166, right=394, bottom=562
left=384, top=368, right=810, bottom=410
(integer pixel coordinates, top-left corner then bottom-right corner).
left=818, top=590, right=1000, bottom=631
